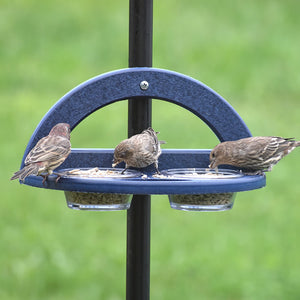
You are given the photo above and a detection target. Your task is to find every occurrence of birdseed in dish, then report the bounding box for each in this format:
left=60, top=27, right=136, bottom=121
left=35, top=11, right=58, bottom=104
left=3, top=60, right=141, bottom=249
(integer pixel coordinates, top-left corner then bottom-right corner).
left=170, top=193, right=234, bottom=205
left=61, top=168, right=139, bottom=178
left=65, top=191, right=131, bottom=205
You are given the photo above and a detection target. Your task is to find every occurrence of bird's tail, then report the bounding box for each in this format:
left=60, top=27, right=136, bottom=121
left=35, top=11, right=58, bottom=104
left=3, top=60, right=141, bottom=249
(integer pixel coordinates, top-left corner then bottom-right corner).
left=284, top=138, right=300, bottom=148
left=143, top=127, right=167, bottom=146
left=10, top=164, right=40, bottom=181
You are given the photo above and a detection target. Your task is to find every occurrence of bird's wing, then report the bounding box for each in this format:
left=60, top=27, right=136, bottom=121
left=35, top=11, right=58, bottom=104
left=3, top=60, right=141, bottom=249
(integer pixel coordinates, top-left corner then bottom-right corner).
left=260, top=137, right=292, bottom=159
left=25, top=136, right=71, bottom=165
left=233, top=137, right=272, bottom=162
left=243, top=136, right=292, bottom=161
left=143, top=128, right=160, bottom=153
left=144, top=135, right=159, bottom=154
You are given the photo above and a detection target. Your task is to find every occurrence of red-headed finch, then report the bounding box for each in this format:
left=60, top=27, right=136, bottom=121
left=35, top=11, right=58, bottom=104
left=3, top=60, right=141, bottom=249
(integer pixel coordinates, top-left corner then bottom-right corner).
left=112, top=127, right=165, bottom=174
left=11, top=123, right=71, bottom=183
left=209, top=136, right=300, bottom=174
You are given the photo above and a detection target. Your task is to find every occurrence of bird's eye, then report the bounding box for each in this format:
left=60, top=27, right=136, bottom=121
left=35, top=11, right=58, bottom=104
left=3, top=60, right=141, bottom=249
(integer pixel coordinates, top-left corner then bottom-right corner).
left=211, top=152, right=215, bottom=158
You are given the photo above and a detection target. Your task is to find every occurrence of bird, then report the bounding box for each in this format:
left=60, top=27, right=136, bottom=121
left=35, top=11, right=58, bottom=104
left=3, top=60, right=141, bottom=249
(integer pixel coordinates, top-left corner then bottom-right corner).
left=209, top=136, right=300, bottom=174
left=11, top=123, right=71, bottom=183
left=112, top=127, right=165, bottom=174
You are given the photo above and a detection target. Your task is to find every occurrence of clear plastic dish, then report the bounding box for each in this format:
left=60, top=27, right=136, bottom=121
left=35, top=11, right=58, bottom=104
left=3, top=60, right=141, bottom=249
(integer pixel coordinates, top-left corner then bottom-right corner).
left=65, top=191, right=132, bottom=211
left=60, top=168, right=139, bottom=211
left=169, top=193, right=235, bottom=212
left=161, top=168, right=242, bottom=180
left=162, top=168, right=239, bottom=211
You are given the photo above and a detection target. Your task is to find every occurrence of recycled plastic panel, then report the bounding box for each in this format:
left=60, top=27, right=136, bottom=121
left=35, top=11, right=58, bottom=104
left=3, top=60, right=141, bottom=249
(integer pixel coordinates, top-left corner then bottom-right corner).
left=21, top=67, right=251, bottom=162
left=22, top=149, right=266, bottom=195
left=19, top=68, right=265, bottom=195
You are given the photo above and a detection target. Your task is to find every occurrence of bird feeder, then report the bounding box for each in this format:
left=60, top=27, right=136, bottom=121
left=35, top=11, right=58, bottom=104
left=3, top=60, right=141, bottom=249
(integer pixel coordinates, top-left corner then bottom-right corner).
left=20, top=67, right=265, bottom=210
left=16, top=0, right=266, bottom=299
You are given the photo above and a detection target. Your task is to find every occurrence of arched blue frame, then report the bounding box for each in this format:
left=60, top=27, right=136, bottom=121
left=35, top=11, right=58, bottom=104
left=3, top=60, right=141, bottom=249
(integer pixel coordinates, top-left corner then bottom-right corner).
left=20, top=68, right=265, bottom=194
left=22, top=68, right=251, bottom=158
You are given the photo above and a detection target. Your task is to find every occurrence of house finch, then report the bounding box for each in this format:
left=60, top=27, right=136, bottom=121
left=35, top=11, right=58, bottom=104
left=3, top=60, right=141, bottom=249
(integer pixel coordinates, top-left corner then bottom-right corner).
left=209, top=136, right=300, bottom=174
left=112, top=127, right=165, bottom=174
left=11, top=123, right=71, bottom=183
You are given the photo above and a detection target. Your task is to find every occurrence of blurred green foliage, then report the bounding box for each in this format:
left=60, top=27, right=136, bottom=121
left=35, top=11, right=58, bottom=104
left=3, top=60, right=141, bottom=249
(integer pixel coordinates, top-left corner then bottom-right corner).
left=1, top=0, right=300, bottom=299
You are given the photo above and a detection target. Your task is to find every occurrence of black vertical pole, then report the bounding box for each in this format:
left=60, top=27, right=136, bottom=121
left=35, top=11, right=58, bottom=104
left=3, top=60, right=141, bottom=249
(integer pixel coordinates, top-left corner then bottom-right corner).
left=127, top=0, right=152, bottom=299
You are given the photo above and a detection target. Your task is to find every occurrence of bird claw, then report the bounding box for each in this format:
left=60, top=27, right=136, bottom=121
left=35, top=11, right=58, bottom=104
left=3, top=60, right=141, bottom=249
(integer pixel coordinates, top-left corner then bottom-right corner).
left=52, top=172, right=64, bottom=183
left=55, top=175, right=61, bottom=183
left=41, top=174, right=48, bottom=185
left=154, top=162, right=161, bottom=175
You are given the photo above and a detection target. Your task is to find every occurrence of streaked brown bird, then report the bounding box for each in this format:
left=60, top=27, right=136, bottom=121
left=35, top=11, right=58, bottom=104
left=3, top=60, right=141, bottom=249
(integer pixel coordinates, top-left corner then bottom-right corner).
left=112, top=127, right=165, bottom=174
left=11, top=123, right=71, bottom=183
left=209, top=136, right=300, bottom=174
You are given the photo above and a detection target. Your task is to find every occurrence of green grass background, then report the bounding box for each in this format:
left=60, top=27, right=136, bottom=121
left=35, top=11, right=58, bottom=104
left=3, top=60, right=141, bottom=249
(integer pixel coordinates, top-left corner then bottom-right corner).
left=1, top=0, right=300, bottom=299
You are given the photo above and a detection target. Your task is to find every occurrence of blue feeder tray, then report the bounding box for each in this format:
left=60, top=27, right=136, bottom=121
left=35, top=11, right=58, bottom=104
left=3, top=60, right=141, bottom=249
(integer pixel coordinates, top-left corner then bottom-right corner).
left=22, top=149, right=265, bottom=195
left=18, top=68, right=266, bottom=209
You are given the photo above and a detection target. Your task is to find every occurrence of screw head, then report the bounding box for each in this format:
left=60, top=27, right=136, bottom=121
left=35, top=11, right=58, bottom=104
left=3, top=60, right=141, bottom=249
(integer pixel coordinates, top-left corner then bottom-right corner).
left=140, top=80, right=149, bottom=90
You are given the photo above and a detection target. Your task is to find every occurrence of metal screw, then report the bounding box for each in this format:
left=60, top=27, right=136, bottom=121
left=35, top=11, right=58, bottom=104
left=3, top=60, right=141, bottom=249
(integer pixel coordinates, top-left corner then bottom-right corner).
left=140, top=80, right=149, bottom=90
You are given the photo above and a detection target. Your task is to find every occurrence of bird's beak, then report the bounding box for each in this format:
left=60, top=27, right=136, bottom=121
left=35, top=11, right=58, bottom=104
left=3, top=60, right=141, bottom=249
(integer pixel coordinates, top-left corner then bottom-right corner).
left=209, top=161, right=219, bottom=174
left=209, top=160, right=216, bottom=169
left=112, top=159, right=120, bottom=168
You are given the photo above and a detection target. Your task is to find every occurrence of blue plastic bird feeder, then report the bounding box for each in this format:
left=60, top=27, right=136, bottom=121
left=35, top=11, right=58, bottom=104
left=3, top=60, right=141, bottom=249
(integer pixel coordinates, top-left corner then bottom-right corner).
left=17, top=0, right=266, bottom=299
left=20, top=67, right=265, bottom=207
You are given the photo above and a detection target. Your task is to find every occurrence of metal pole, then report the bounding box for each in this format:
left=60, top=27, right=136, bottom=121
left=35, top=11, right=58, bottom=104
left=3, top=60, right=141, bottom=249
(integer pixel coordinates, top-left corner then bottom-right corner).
left=127, top=0, right=153, bottom=299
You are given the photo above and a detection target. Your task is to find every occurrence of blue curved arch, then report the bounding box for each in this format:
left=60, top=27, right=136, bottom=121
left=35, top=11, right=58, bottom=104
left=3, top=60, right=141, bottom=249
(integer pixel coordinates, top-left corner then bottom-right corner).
left=19, top=68, right=264, bottom=195
left=22, top=67, right=251, bottom=164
